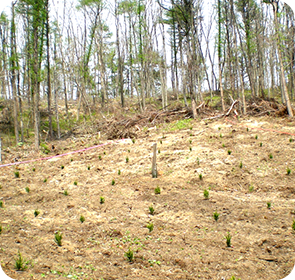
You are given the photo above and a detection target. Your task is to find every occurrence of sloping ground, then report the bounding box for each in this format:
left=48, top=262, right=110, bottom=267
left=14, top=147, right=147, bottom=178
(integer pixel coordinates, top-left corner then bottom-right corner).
left=1, top=115, right=295, bottom=280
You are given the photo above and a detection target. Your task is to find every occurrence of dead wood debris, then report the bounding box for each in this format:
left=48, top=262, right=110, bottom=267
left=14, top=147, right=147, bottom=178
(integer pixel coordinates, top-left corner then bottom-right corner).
left=84, top=97, right=292, bottom=140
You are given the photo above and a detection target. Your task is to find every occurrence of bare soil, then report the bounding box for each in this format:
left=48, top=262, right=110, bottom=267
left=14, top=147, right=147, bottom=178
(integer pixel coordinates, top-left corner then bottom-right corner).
left=1, top=115, right=295, bottom=280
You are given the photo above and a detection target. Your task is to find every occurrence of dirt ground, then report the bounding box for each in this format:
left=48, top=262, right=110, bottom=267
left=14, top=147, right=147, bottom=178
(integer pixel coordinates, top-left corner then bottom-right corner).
left=1, top=115, right=295, bottom=280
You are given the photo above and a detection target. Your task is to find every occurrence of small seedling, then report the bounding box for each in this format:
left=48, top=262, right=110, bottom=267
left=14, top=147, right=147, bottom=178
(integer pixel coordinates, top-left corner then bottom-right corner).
left=126, top=157, right=129, bottom=163
left=32, top=168, right=36, bottom=172
left=125, top=248, right=134, bottom=262
left=63, top=190, right=69, bottom=196
left=218, top=127, right=221, bottom=130
left=80, top=215, right=85, bottom=223
left=158, top=149, right=161, bottom=154
left=14, top=171, right=20, bottom=178
left=190, top=127, right=193, bottom=130
left=98, top=155, right=102, bottom=160
left=213, top=211, right=220, bottom=221
left=247, top=127, right=249, bottom=132
left=61, top=165, right=64, bottom=169
left=287, top=168, right=291, bottom=175
left=269, top=153, right=273, bottom=159
left=267, top=202, right=271, bottom=209
left=189, top=147, right=192, bottom=152
left=128, top=149, right=130, bottom=153
left=34, top=210, right=40, bottom=217
left=103, top=151, right=106, bottom=155
left=220, top=133, right=223, bottom=138
left=255, top=135, right=258, bottom=139
left=239, top=162, right=243, bottom=168
left=222, top=143, right=225, bottom=147
left=249, top=185, right=254, bottom=192
left=155, top=186, right=161, bottom=194
left=132, top=139, right=135, bottom=144
left=146, top=222, right=154, bottom=232
left=199, top=173, right=203, bottom=180
left=118, top=169, right=121, bottom=175
left=203, top=189, right=209, bottom=199
left=100, top=196, right=105, bottom=204
left=225, top=232, right=231, bottom=247
left=71, top=158, right=73, bottom=162
left=197, top=157, right=200, bottom=165
left=149, top=206, right=155, bottom=215
left=14, top=250, right=27, bottom=271
left=25, top=187, right=30, bottom=193
left=0, top=224, right=2, bottom=234
left=54, top=231, right=63, bottom=246
left=189, top=140, right=192, bottom=144
left=228, top=150, right=232, bottom=155
left=43, top=178, right=47, bottom=183
left=112, top=179, right=115, bottom=185
left=160, top=140, right=162, bottom=144
left=260, top=142, right=263, bottom=147
left=87, top=166, right=90, bottom=170
left=292, top=220, right=295, bottom=231
left=74, top=181, right=78, bottom=186
left=0, top=201, right=3, bottom=208
left=290, top=138, right=293, bottom=143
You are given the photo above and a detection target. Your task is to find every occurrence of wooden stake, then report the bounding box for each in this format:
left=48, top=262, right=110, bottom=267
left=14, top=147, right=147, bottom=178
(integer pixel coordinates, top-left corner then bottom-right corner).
left=152, top=143, right=157, bottom=178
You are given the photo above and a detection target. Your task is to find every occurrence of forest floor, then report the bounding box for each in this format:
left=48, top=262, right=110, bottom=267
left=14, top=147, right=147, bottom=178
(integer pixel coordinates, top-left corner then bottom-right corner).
left=1, top=113, right=295, bottom=280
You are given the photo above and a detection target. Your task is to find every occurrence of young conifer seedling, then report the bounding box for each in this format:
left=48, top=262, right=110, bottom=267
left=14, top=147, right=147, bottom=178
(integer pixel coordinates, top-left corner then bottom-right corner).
left=125, top=248, right=134, bottom=262
left=225, top=232, right=231, bottom=247
left=146, top=223, right=154, bottom=232
left=149, top=206, right=155, bottom=215
left=239, top=162, right=243, bottom=168
left=287, top=168, right=291, bottom=175
left=260, top=142, right=263, bottom=147
left=14, top=250, right=27, bottom=271
left=0, top=201, right=3, bottom=208
left=199, top=173, right=203, bottom=180
left=204, top=189, right=209, bottom=199
left=63, top=190, right=69, bottom=196
left=292, top=220, right=295, bottom=231
left=155, top=186, right=161, bottom=194
left=61, top=165, right=64, bottom=169
left=74, top=181, right=78, bottom=186
left=112, top=179, right=115, bottom=185
left=14, top=171, right=20, bottom=178
left=100, top=196, right=105, bottom=204
left=228, top=150, right=232, bottom=155
left=54, top=231, right=63, bottom=246
left=43, top=178, right=47, bottom=183
left=34, top=210, right=40, bottom=217
left=267, top=202, right=271, bottom=209
left=80, top=215, right=85, bottom=223
left=25, top=187, right=30, bottom=193
left=213, top=211, right=220, bottom=221
left=0, top=224, right=2, bottom=234
left=118, top=169, right=121, bottom=175
left=269, top=153, right=273, bottom=159
left=126, top=157, right=129, bottom=163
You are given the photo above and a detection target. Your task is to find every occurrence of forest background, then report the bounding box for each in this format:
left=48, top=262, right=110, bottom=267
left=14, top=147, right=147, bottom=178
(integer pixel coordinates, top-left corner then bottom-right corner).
left=0, top=0, right=295, bottom=150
